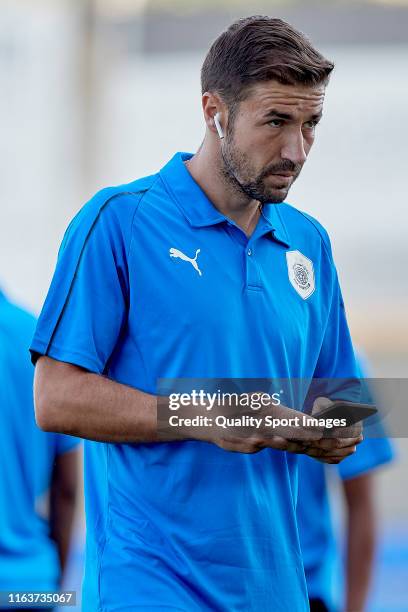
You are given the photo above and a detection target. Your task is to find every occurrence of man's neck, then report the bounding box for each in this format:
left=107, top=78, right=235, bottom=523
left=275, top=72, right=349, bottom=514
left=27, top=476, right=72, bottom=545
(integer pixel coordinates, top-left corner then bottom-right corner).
left=184, top=143, right=262, bottom=238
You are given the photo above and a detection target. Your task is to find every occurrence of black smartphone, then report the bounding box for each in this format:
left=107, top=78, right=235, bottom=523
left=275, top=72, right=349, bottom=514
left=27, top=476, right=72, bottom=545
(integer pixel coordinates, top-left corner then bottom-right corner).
left=315, top=400, right=378, bottom=426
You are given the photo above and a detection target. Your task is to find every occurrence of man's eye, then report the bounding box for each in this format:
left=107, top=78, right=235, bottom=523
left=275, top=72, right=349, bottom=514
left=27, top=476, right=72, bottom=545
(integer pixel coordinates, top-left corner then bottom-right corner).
left=268, top=119, right=283, bottom=127
left=303, top=120, right=319, bottom=129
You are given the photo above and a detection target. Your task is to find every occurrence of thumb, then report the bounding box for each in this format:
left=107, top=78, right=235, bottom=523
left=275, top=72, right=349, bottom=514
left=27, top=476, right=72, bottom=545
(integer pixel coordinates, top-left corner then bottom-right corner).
left=312, top=396, right=333, bottom=416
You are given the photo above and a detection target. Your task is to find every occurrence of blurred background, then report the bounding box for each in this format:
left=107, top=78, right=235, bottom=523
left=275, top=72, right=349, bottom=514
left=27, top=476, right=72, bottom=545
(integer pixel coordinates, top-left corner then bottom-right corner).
left=0, top=0, right=407, bottom=610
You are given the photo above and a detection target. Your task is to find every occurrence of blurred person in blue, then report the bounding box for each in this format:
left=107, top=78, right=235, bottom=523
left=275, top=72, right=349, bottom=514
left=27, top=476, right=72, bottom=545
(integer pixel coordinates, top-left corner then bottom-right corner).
left=0, top=289, right=81, bottom=611
left=30, top=16, right=364, bottom=612
left=298, top=358, right=395, bottom=612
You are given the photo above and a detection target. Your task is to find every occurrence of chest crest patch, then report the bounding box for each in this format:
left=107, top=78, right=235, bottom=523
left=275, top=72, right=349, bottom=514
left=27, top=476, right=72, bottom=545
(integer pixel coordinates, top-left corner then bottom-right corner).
left=286, top=250, right=315, bottom=299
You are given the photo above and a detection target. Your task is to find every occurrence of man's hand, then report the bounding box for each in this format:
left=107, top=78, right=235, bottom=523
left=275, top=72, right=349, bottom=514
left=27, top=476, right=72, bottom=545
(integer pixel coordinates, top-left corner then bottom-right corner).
left=212, top=432, right=362, bottom=464
left=209, top=396, right=363, bottom=463
left=305, top=396, right=363, bottom=463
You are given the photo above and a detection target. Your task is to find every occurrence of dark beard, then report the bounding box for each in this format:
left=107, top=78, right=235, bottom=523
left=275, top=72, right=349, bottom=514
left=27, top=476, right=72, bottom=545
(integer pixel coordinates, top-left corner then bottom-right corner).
left=220, top=135, right=302, bottom=205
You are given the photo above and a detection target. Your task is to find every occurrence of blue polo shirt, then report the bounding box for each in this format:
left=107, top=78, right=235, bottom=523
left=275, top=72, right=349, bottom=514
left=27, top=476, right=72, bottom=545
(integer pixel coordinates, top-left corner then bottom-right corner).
left=297, top=440, right=394, bottom=611
left=0, top=291, right=80, bottom=597
left=297, top=359, right=395, bottom=611
left=30, top=152, right=360, bottom=611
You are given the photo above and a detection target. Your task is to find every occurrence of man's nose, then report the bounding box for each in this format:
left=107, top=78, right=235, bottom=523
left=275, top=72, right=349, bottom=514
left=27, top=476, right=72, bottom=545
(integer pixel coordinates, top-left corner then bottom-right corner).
left=280, top=130, right=307, bottom=166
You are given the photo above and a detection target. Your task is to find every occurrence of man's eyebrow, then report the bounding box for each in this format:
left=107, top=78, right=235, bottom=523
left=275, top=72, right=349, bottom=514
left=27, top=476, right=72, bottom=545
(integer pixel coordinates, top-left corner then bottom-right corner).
left=310, top=112, right=323, bottom=121
left=263, top=109, right=294, bottom=120
left=263, top=109, right=323, bottom=121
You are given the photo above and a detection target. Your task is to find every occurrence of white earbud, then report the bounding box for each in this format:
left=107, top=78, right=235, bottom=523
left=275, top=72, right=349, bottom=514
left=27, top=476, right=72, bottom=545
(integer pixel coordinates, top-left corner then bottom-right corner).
left=213, top=113, right=224, bottom=139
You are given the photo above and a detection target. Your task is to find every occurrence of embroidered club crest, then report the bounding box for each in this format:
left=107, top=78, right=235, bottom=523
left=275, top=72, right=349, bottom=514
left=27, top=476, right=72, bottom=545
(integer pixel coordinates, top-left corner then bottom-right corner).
left=286, top=250, right=315, bottom=299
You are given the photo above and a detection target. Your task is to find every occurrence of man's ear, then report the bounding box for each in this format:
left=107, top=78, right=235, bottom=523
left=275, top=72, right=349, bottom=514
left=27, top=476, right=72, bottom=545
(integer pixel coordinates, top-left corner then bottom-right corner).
left=202, top=92, right=226, bottom=138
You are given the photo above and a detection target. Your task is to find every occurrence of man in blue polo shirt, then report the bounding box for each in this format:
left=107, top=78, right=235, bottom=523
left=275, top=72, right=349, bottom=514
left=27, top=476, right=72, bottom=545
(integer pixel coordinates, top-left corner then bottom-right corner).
left=31, top=17, right=363, bottom=611
left=298, top=359, right=395, bottom=612
left=0, top=289, right=80, bottom=610
left=298, top=436, right=394, bottom=612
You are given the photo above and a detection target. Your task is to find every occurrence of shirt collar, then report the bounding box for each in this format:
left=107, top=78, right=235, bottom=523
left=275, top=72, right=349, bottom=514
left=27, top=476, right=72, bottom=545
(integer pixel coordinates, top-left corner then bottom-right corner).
left=259, top=202, right=291, bottom=247
left=159, top=152, right=291, bottom=247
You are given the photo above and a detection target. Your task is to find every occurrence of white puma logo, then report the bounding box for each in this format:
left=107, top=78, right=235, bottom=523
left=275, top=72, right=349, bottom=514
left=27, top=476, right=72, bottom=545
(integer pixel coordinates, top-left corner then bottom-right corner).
left=169, top=247, right=202, bottom=276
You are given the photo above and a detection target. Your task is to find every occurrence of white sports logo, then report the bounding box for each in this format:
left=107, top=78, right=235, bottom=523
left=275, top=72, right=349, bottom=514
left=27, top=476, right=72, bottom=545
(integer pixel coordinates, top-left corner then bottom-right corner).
left=169, top=247, right=202, bottom=276
left=286, top=250, right=315, bottom=299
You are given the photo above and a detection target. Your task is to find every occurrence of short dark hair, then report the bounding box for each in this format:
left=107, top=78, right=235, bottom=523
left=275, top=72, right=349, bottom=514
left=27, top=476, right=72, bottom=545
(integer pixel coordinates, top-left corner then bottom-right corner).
left=201, top=16, right=334, bottom=108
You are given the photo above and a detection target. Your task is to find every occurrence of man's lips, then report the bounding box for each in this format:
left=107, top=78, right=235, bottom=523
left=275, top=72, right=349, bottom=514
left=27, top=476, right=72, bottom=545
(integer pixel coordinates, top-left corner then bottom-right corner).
left=266, top=172, right=295, bottom=185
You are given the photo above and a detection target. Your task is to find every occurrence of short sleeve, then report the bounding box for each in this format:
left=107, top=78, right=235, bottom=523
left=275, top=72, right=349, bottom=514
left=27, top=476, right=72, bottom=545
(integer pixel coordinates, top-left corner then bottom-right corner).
left=308, top=248, right=361, bottom=404
left=314, top=278, right=358, bottom=379
left=30, top=190, right=140, bottom=374
left=338, top=434, right=395, bottom=480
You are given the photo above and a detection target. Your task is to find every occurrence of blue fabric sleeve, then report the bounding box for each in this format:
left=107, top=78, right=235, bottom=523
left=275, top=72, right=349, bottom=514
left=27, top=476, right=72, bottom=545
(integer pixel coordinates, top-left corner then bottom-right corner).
left=30, top=189, right=140, bottom=374
left=338, top=435, right=395, bottom=480
left=308, top=224, right=359, bottom=384
left=310, top=264, right=361, bottom=404
left=314, top=279, right=358, bottom=378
